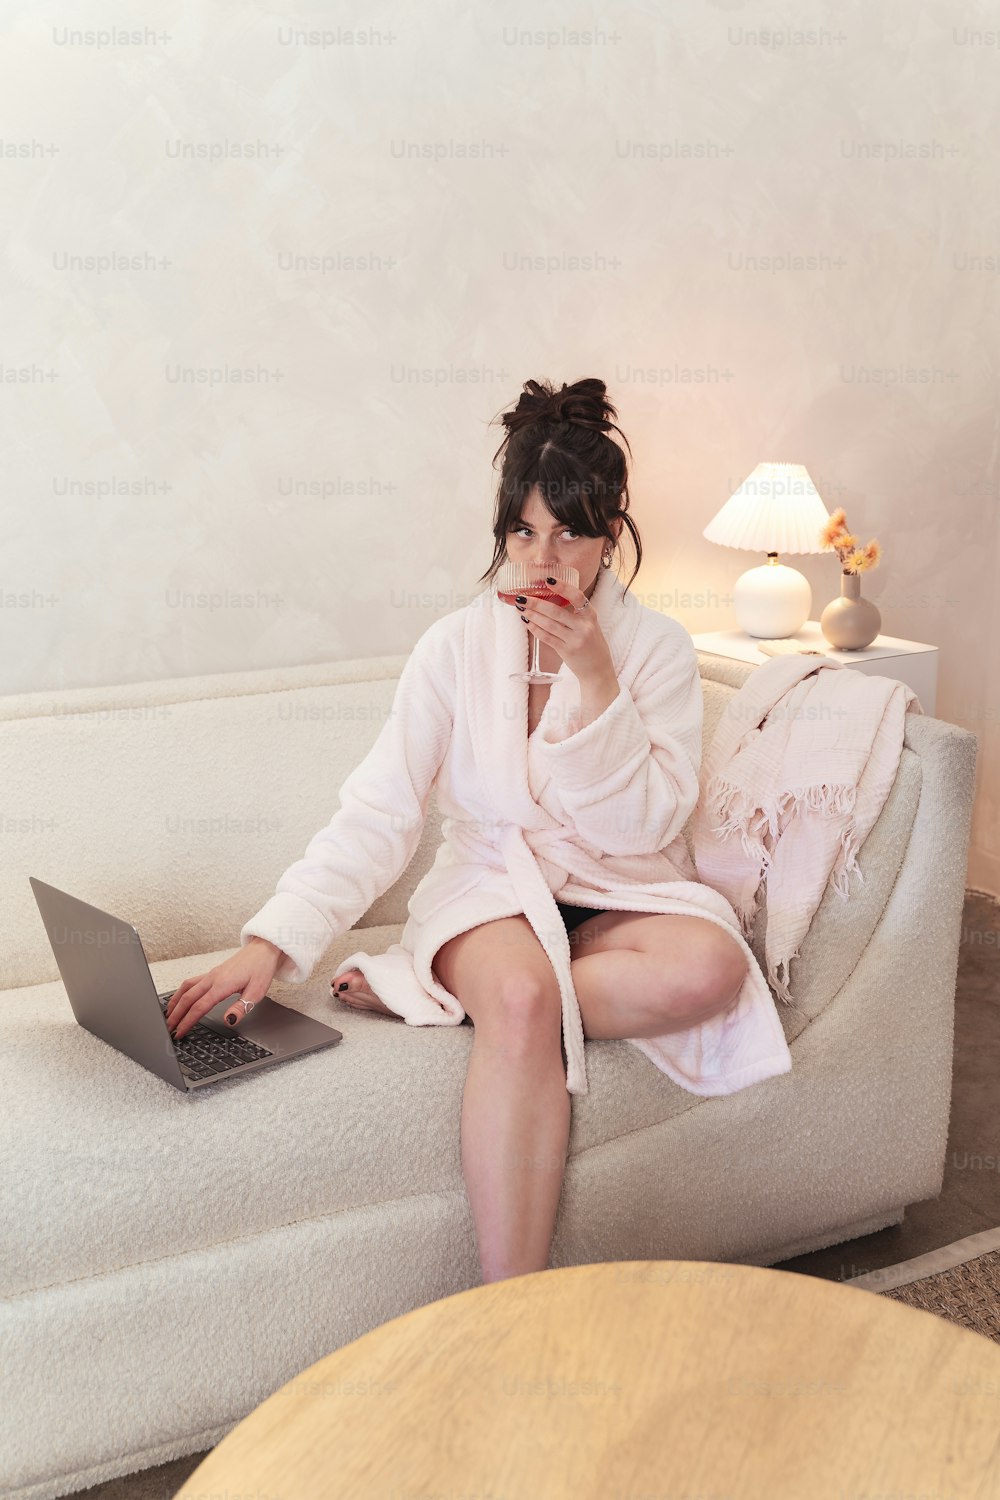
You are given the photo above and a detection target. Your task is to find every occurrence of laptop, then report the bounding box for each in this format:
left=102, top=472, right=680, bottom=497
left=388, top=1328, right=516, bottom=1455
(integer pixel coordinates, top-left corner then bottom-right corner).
left=29, top=877, right=343, bottom=1091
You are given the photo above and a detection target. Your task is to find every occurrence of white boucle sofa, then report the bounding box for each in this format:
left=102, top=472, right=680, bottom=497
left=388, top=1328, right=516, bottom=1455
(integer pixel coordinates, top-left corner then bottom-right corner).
left=0, top=647, right=978, bottom=1500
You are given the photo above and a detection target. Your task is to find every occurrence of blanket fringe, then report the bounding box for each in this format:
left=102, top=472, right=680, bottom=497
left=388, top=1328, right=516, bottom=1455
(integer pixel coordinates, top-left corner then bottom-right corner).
left=708, top=774, right=857, bottom=828
left=767, top=957, right=811, bottom=1022
left=706, top=774, right=866, bottom=1011
left=709, top=779, right=770, bottom=867
left=831, top=819, right=865, bottom=899
left=770, top=954, right=795, bottom=1004
left=708, top=776, right=864, bottom=909
left=734, top=888, right=762, bottom=943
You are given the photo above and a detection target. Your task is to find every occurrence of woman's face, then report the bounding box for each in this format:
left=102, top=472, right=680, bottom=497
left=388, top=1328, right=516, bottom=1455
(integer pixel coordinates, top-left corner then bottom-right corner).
left=503, top=486, right=621, bottom=598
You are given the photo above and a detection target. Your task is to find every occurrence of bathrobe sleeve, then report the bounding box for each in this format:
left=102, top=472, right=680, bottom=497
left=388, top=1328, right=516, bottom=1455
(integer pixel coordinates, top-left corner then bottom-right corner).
left=535, top=619, right=703, bottom=857
left=238, top=616, right=456, bottom=983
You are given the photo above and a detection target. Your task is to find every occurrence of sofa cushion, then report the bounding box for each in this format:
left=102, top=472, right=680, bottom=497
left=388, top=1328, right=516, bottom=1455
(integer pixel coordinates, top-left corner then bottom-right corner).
left=2, top=934, right=762, bottom=1300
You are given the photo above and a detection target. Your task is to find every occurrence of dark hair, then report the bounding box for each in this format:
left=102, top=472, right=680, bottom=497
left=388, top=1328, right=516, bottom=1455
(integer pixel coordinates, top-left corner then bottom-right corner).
left=477, top=377, right=643, bottom=598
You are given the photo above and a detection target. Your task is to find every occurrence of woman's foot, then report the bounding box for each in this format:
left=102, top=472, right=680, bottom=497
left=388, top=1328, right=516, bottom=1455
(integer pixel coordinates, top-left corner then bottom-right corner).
left=331, top=969, right=403, bottom=1020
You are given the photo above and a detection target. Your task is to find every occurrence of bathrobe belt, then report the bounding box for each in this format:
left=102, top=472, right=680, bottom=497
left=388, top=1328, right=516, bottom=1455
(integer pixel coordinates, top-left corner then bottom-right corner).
left=497, top=822, right=589, bottom=1095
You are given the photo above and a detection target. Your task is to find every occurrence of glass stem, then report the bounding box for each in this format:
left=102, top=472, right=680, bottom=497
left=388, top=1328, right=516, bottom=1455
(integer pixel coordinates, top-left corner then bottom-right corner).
left=530, top=631, right=542, bottom=677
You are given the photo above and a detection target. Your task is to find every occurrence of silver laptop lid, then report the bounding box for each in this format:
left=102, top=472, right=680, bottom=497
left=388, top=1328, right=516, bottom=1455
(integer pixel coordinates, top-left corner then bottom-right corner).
left=29, top=876, right=187, bottom=1091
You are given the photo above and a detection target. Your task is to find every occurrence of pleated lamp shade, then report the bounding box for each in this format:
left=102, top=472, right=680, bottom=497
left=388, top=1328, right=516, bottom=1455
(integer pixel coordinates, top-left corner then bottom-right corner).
left=703, top=463, right=833, bottom=639
left=702, top=463, right=832, bottom=553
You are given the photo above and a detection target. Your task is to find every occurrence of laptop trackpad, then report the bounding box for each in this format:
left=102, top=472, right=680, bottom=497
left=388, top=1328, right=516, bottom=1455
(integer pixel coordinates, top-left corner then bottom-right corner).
left=198, top=992, right=266, bottom=1036
left=200, top=994, right=335, bottom=1050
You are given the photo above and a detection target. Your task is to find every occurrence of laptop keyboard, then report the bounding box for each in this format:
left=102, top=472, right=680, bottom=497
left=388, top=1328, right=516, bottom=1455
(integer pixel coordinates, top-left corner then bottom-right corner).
left=157, top=993, right=274, bottom=1081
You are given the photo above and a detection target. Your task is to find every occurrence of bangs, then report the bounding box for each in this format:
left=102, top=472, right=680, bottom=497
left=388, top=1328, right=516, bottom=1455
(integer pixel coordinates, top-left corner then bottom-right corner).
left=501, top=461, right=610, bottom=539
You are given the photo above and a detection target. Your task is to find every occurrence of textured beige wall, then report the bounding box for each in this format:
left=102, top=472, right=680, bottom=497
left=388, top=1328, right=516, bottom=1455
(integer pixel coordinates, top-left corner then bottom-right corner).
left=2, top=1, right=997, bottom=895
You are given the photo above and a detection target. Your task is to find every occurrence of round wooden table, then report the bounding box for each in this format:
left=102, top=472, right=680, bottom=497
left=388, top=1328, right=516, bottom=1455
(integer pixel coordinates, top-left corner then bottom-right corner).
left=175, top=1260, right=1000, bottom=1499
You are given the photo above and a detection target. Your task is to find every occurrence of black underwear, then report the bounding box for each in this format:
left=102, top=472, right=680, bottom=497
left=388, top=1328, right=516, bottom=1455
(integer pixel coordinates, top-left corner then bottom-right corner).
left=556, top=901, right=608, bottom=935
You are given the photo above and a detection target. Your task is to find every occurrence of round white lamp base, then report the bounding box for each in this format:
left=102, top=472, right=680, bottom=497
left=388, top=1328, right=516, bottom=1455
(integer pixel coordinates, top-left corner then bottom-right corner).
left=734, top=563, right=812, bottom=638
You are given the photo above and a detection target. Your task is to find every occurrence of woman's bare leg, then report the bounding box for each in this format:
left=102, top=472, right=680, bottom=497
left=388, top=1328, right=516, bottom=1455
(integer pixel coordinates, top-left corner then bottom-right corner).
left=333, top=909, right=745, bottom=1282
left=459, top=1006, right=570, bottom=1284
left=432, top=916, right=571, bottom=1285
left=565, top=909, right=749, bottom=1037
left=336, top=917, right=570, bottom=1284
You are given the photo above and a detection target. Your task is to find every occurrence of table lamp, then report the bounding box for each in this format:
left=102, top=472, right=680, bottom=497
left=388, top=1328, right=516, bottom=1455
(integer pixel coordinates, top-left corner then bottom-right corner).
left=702, top=462, right=832, bottom=638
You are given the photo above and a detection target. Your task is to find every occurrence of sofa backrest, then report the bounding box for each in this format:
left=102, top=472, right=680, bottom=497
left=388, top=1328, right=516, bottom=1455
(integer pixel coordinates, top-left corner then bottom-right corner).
left=3, top=657, right=415, bottom=991
left=2, top=651, right=927, bottom=1012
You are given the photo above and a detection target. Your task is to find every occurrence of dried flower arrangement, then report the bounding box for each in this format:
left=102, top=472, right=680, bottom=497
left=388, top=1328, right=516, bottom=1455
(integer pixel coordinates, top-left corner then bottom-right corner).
left=820, top=508, right=882, bottom=574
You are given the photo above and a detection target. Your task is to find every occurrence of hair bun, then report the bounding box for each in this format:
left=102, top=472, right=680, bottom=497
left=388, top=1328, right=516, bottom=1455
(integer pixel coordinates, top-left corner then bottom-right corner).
left=501, top=377, right=619, bottom=437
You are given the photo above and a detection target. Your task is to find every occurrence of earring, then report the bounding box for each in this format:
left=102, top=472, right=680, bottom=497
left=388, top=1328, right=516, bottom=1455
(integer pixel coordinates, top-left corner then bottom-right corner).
left=601, top=547, right=613, bottom=568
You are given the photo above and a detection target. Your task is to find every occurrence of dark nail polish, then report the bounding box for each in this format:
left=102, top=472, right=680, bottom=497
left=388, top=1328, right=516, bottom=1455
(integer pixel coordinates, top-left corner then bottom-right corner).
left=545, top=576, right=556, bottom=584
left=515, top=594, right=526, bottom=603
left=338, top=981, right=348, bottom=991
left=226, top=1013, right=237, bottom=1025
left=515, top=603, right=525, bottom=611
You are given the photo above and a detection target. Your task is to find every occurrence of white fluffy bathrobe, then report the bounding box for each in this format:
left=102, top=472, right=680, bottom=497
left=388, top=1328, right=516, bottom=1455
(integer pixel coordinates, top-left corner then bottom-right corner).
left=240, top=564, right=793, bottom=1098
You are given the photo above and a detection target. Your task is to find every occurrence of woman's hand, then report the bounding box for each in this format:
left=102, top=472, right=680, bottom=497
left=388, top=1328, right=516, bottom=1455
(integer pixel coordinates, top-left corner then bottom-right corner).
left=518, top=576, right=616, bottom=684
left=164, top=937, right=284, bottom=1042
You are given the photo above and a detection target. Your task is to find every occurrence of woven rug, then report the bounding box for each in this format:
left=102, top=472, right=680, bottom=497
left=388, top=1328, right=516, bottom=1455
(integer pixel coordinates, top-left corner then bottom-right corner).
left=874, top=1247, right=1000, bottom=1345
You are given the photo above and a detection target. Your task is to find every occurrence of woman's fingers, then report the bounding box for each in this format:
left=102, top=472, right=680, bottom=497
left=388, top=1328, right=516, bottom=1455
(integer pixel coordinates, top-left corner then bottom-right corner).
left=171, top=982, right=227, bottom=1041
left=164, top=948, right=282, bottom=1042
left=523, top=576, right=586, bottom=618
left=164, top=975, right=204, bottom=1025
left=164, top=977, right=206, bottom=1025
left=167, top=976, right=216, bottom=1039
left=173, top=980, right=265, bottom=1040
left=221, top=983, right=265, bottom=1027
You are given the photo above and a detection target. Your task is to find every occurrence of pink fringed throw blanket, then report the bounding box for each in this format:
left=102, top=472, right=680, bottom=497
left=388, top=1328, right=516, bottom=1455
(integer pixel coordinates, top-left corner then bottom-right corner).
left=689, top=654, right=924, bottom=1005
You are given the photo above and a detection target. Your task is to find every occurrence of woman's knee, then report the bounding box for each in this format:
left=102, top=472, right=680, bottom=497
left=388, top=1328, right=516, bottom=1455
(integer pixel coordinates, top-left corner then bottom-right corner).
left=433, top=917, right=561, bottom=1039
left=466, top=968, right=562, bottom=1050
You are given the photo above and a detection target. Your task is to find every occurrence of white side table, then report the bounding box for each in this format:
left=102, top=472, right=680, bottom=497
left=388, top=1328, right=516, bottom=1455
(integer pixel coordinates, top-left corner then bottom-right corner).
left=692, top=622, right=938, bottom=717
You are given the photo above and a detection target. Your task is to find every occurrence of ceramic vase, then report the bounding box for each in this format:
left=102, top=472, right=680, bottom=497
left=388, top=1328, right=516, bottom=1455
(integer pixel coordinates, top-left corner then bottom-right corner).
left=820, top=570, right=881, bottom=650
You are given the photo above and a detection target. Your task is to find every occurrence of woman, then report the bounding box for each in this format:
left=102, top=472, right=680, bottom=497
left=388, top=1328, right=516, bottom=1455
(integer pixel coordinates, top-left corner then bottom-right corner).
left=165, top=377, right=791, bottom=1285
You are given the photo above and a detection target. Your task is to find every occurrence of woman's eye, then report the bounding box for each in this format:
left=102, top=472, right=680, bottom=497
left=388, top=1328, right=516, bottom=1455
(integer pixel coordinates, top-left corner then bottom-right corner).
left=512, top=526, right=580, bottom=540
